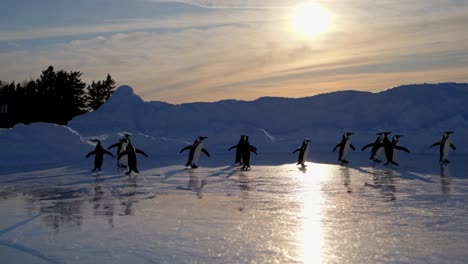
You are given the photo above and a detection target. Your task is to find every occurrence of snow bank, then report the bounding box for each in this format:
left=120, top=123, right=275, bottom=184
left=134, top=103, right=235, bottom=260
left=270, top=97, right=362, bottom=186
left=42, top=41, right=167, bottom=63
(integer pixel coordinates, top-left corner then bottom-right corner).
left=0, top=123, right=92, bottom=166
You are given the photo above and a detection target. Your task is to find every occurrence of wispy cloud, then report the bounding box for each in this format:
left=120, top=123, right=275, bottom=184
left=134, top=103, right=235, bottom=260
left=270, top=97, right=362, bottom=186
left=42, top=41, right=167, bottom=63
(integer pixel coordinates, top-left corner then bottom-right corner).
left=1, top=0, right=467, bottom=103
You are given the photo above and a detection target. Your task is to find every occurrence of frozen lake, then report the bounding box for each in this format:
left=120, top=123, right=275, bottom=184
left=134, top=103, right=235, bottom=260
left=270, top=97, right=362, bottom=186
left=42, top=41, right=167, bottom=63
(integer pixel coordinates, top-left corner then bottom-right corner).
left=0, top=152, right=467, bottom=263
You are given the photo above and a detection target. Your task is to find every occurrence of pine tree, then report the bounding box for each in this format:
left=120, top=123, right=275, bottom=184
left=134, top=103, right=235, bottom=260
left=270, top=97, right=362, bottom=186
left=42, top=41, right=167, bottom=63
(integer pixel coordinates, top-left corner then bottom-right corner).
left=87, top=74, right=116, bottom=111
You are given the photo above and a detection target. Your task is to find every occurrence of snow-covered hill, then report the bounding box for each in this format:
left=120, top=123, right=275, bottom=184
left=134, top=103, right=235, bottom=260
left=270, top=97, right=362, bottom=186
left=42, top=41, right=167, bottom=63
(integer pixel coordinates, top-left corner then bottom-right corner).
left=2, top=82, right=468, bottom=166
left=70, top=82, right=468, bottom=153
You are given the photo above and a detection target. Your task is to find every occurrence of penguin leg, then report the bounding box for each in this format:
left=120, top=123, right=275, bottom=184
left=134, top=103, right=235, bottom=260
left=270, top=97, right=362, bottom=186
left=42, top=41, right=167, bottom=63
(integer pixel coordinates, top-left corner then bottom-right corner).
left=391, top=161, right=399, bottom=166
left=191, top=164, right=198, bottom=169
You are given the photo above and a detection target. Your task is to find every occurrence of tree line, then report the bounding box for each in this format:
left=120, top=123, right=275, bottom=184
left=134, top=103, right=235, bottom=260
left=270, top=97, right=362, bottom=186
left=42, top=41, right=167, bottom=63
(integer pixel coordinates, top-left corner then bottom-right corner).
left=0, top=66, right=116, bottom=127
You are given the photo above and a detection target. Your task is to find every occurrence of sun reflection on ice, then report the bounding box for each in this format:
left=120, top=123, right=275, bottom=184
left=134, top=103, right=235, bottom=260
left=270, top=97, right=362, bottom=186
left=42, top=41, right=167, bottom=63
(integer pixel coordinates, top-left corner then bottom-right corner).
left=293, top=162, right=336, bottom=263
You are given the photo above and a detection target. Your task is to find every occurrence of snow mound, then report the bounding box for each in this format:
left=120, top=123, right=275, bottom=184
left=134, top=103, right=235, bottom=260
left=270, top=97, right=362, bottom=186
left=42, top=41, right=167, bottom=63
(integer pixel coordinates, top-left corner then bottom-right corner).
left=0, top=123, right=93, bottom=166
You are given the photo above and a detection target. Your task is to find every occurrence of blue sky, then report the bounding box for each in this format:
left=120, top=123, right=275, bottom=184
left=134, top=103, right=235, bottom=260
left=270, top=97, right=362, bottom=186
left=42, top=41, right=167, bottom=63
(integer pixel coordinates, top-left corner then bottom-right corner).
left=1, top=0, right=468, bottom=103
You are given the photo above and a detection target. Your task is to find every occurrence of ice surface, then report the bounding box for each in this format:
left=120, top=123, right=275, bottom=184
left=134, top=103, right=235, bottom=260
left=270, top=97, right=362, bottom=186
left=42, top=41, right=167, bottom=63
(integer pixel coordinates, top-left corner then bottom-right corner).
left=0, top=152, right=467, bottom=263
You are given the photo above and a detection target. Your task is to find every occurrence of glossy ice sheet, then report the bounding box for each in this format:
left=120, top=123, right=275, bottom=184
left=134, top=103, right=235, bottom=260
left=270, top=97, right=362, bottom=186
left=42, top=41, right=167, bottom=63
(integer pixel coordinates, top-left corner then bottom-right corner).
left=0, top=156, right=467, bottom=263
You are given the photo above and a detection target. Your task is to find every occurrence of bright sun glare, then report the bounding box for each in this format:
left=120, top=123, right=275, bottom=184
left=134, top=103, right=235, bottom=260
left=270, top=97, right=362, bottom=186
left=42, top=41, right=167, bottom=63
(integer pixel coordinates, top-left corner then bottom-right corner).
left=293, top=3, right=331, bottom=37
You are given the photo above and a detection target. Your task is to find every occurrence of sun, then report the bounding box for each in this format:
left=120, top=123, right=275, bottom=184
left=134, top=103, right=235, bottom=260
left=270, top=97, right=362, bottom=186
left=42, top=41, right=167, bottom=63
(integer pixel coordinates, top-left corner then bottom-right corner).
left=293, top=3, right=331, bottom=37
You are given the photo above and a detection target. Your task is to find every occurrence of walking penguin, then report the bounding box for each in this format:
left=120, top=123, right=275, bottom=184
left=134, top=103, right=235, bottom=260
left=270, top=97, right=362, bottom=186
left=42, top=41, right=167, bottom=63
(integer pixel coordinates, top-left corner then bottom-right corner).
left=108, top=133, right=131, bottom=168
left=240, top=136, right=257, bottom=170
left=333, top=132, right=355, bottom=164
left=385, top=135, right=410, bottom=165
left=293, top=138, right=311, bottom=167
left=180, top=136, right=210, bottom=169
left=117, top=139, right=148, bottom=175
left=228, top=135, right=245, bottom=165
left=86, top=139, right=115, bottom=172
left=429, top=131, right=456, bottom=163
left=361, top=132, right=385, bottom=162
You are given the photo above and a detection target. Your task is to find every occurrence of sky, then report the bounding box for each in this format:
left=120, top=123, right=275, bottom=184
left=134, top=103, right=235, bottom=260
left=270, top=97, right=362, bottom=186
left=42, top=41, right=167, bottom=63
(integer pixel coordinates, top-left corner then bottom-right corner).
left=1, top=0, right=468, bottom=103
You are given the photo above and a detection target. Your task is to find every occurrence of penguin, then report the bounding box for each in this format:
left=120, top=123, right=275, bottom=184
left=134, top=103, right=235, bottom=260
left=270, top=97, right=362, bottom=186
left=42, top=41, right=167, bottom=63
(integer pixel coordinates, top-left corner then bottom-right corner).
left=333, top=132, right=355, bottom=164
left=240, top=136, right=257, bottom=170
left=108, top=134, right=130, bottom=168
left=180, top=136, right=210, bottom=169
left=361, top=132, right=385, bottom=162
left=429, top=131, right=456, bottom=163
left=228, top=135, right=245, bottom=165
left=117, top=139, right=148, bottom=175
left=385, top=135, right=410, bottom=165
left=381, top=132, right=393, bottom=163
left=86, top=139, right=115, bottom=172
left=293, top=138, right=311, bottom=167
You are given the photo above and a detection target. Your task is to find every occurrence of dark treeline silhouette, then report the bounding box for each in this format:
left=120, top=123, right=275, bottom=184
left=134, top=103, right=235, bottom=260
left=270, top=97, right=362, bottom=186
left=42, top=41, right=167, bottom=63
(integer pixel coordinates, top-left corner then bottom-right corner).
left=0, top=66, right=116, bottom=128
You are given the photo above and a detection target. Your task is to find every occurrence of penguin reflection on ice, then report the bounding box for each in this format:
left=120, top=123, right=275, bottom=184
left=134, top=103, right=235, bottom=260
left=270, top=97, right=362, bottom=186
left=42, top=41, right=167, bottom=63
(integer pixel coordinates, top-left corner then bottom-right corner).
left=86, top=139, right=115, bottom=172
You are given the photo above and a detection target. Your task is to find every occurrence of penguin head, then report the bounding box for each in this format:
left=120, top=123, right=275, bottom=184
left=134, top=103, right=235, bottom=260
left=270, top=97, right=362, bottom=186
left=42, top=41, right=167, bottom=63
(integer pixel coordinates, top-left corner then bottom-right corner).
left=344, top=132, right=354, bottom=137
left=376, top=132, right=384, bottom=141
left=90, top=139, right=101, bottom=146
left=383, top=131, right=392, bottom=136
left=443, top=131, right=454, bottom=138
left=197, top=136, right=208, bottom=141
left=394, top=134, right=403, bottom=139
left=304, top=138, right=311, bottom=143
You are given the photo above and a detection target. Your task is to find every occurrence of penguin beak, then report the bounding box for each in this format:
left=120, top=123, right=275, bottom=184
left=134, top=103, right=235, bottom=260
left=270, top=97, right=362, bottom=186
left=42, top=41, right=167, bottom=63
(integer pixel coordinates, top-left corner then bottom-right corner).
left=200, top=136, right=208, bottom=140
left=446, top=131, right=454, bottom=135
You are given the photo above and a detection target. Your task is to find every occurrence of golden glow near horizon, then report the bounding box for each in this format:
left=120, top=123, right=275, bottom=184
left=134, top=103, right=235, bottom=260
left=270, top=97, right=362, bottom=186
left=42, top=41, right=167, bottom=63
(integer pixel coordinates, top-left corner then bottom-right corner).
left=292, top=3, right=331, bottom=38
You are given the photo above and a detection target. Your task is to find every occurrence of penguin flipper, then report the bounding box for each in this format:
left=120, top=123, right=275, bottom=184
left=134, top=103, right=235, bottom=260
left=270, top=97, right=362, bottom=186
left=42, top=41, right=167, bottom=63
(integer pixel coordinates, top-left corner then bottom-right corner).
left=350, top=144, right=356, bottom=151
left=104, top=150, right=115, bottom=158
left=179, top=146, right=192, bottom=153
left=86, top=151, right=96, bottom=158
left=201, top=148, right=211, bottom=157
left=250, top=146, right=258, bottom=154
left=395, top=146, right=410, bottom=153
left=293, top=148, right=301, bottom=154
left=361, top=143, right=374, bottom=151
left=107, top=143, right=120, bottom=150
left=118, top=151, right=128, bottom=159
left=450, top=143, right=456, bottom=151
left=136, top=149, right=148, bottom=157
left=228, top=146, right=237, bottom=151
left=429, top=142, right=441, bottom=148
left=333, top=143, right=341, bottom=152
